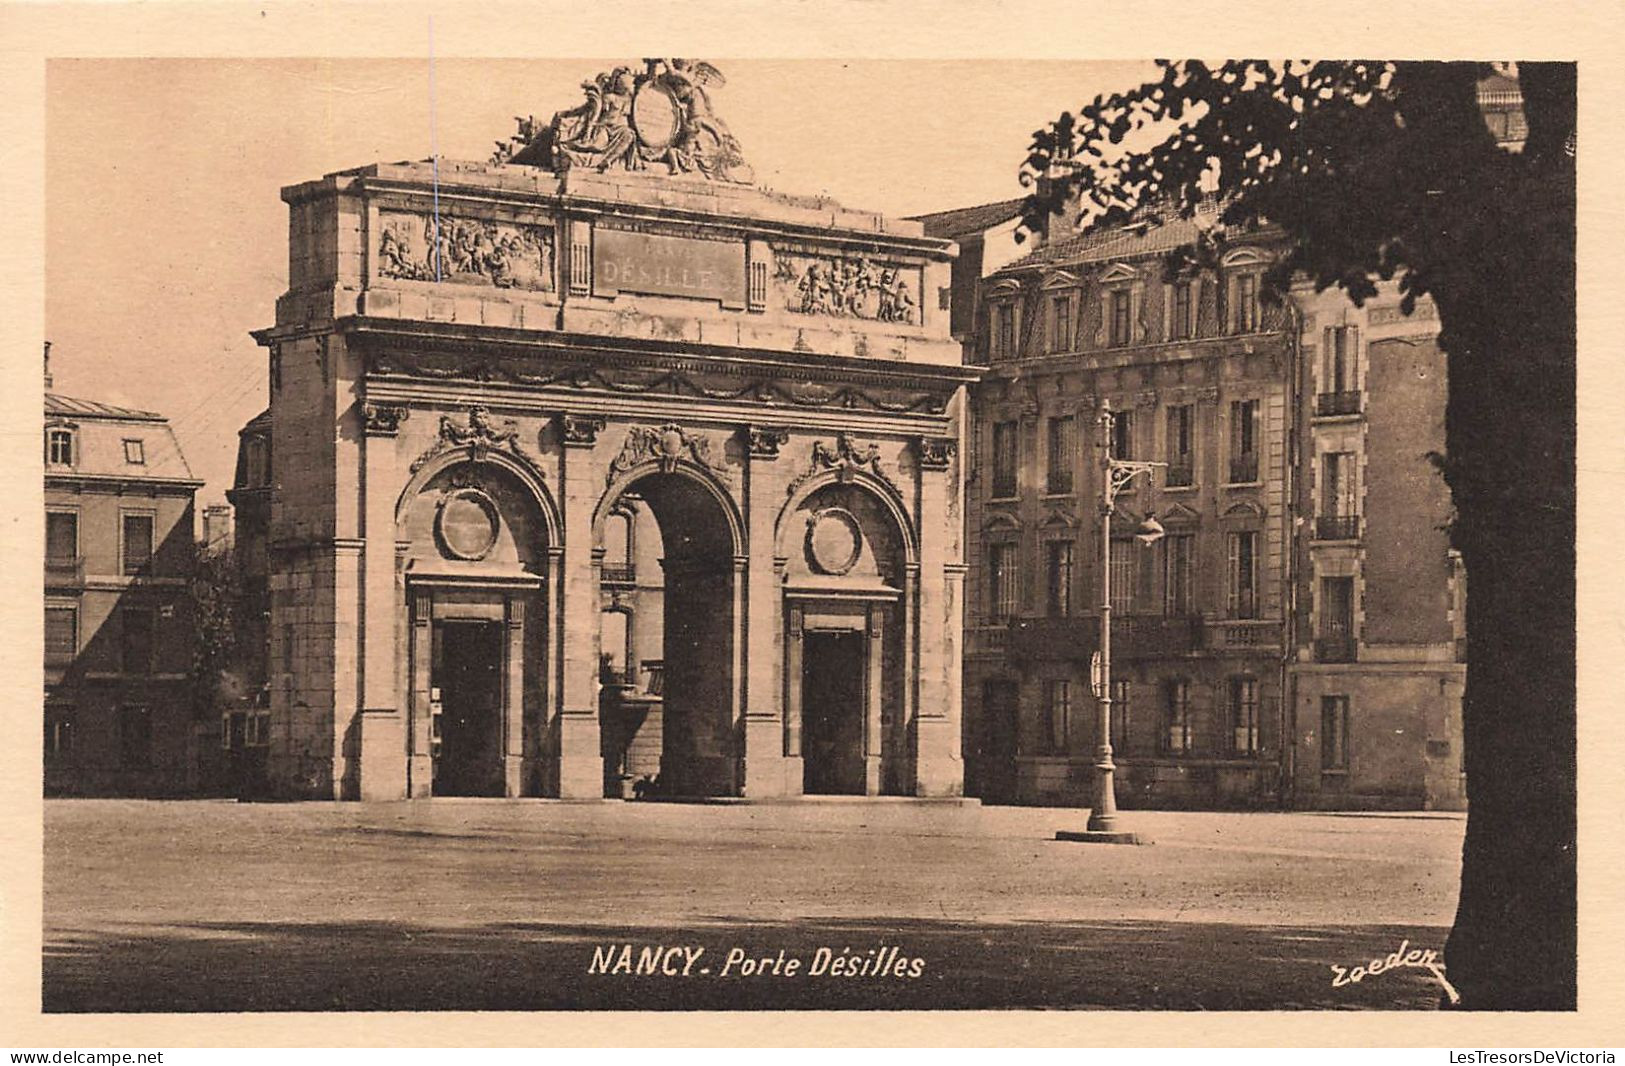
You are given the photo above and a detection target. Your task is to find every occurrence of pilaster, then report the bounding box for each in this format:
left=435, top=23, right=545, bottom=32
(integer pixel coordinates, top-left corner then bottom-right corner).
left=741, top=425, right=793, bottom=796
left=557, top=412, right=606, bottom=798
left=358, top=401, right=408, bottom=801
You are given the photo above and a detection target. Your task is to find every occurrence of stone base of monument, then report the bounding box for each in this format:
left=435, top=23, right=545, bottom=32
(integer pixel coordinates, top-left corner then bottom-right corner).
left=1054, top=828, right=1148, bottom=845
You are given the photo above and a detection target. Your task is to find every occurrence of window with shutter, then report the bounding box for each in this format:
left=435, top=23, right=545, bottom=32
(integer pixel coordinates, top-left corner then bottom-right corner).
left=1228, top=531, right=1258, bottom=619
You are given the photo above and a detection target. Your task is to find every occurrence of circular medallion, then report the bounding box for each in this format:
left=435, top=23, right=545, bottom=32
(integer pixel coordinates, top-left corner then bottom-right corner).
left=437, top=489, right=500, bottom=561
left=632, top=82, right=682, bottom=152
left=806, top=508, right=863, bottom=576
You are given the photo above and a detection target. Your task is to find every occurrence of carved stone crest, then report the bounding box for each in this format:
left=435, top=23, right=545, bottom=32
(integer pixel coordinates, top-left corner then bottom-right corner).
left=609, top=423, right=726, bottom=482
left=410, top=405, right=531, bottom=472
left=494, top=59, right=753, bottom=184
left=558, top=412, right=607, bottom=448
left=788, top=433, right=897, bottom=497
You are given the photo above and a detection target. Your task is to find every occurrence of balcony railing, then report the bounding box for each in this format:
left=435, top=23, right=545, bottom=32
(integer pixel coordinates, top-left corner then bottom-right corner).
left=1314, top=515, right=1361, bottom=541
left=1008, top=614, right=1203, bottom=662
left=1209, top=619, right=1281, bottom=649
left=45, top=555, right=84, bottom=585
left=1315, top=636, right=1357, bottom=663
left=1228, top=453, right=1259, bottom=484
left=1165, top=462, right=1194, bottom=488
left=1316, top=391, right=1362, bottom=417
left=600, top=563, right=636, bottom=585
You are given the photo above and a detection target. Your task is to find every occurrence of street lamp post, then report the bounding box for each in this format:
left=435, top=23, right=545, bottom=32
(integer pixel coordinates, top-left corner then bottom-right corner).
left=1059, top=399, right=1163, bottom=845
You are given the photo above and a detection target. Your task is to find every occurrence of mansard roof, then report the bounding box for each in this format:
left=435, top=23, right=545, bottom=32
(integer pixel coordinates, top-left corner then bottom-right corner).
left=908, top=197, right=1027, bottom=241
left=44, top=392, right=163, bottom=421
left=997, top=200, right=1285, bottom=277
left=45, top=391, right=198, bottom=483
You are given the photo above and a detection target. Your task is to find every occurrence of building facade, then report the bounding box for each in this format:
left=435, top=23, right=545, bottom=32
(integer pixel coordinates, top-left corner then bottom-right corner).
left=956, top=205, right=1465, bottom=811
left=248, top=61, right=975, bottom=801
left=44, top=352, right=203, bottom=796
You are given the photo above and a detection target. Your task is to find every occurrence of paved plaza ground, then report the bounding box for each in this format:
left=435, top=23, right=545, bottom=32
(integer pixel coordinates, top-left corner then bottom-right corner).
left=42, top=798, right=1465, bottom=1012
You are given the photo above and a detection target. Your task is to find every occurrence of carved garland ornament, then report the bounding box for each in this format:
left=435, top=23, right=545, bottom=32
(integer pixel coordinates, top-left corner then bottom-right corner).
left=787, top=433, right=899, bottom=498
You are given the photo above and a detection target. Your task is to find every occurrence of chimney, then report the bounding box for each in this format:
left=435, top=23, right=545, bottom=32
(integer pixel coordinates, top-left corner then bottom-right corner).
left=43, top=341, right=53, bottom=391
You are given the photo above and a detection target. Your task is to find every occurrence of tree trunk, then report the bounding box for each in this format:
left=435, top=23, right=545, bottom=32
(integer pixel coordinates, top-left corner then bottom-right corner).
left=1438, top=142, right=1576, bottom=1009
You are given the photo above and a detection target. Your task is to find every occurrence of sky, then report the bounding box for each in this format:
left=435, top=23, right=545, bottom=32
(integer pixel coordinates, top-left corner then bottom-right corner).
left=44, top=57, right=1156, bottom=510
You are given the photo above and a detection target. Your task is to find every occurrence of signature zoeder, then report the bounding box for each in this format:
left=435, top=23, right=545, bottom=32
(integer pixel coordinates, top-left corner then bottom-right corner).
left=1331, top=938, right=1461, bottom=1004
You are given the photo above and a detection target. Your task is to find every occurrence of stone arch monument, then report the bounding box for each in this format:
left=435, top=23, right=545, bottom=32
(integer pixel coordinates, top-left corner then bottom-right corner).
left=253, top=60, right=975, bottom=800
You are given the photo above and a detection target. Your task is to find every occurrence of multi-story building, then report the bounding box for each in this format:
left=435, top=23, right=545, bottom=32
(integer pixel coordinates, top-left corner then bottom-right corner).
left=909, top=198, right=1028, bottom=363
left=961, top=207, right=1296, bottom=808
left=44, top=346, right=203, bottom=796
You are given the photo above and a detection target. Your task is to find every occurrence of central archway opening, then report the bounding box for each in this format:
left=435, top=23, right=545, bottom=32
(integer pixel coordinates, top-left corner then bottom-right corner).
left=598, top=469, right=738, bottom=798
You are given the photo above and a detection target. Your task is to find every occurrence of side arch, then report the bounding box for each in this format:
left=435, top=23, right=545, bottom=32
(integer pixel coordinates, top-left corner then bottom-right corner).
left=593, top=459, right=746, bottom=557
left=395, top=445, right=562, bottom=547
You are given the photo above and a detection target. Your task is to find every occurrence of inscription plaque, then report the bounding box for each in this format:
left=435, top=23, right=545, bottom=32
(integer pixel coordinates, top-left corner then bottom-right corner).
left=593, top=229, right=746, bottom=307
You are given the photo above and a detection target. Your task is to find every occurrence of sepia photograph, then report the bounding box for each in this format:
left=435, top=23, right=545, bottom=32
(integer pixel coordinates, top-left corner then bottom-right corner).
left=3, top=0, right=1615, bottom=1049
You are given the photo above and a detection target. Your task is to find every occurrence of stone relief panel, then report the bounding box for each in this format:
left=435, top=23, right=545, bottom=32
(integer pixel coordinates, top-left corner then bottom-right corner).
left=772, top=252, right=921, bottom=325
left=377, top=212, right=556, bottom=292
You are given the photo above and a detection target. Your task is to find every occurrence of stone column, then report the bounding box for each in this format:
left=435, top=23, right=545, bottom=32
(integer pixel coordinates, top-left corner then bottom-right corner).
left=741, top=426, right=791, bottom=797
left=784, top=603, right=804, bottom=786
left=503, top=595, right=526, bottom=797
left=540, top=546, right=565, bottom=797
left=913, top=436, right=962, bottom=796
left=358, top=401, right=408, bottom=801
left=557, top=413, right=606, bottom=799
left=407, top=589, right=433, bottom=797
left=865, top=603, right=885, bottom=796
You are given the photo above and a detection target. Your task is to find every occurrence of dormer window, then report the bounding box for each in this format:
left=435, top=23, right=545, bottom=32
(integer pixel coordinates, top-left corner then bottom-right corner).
left=46, top=427, right=74, bottom=466
left=1232, top=273, right=1260, bottom=333
left=123, top=439, right=146, bottom=465
left=992, top=302, right=1016, bottom=360
left=1049, top=294, right=1072, bottom=354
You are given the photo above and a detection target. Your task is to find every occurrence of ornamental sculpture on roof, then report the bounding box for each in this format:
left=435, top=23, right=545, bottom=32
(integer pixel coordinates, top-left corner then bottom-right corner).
left=494, top=59, right=754, bottom=184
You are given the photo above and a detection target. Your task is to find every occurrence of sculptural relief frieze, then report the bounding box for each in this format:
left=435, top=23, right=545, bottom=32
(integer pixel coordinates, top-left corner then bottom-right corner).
left=773, top=253, right=920, bottom=325
left=494, top=59, right=753, bottom=185
left=376, top=212, right=556, bottom=292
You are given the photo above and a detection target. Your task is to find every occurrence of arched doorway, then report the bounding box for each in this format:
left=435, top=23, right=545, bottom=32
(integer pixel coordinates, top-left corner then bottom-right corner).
left=397, top=454, right=555, bottom=798
left=597, top=466, right=740, bottom=798
left=779, top=476, right=912, bottom=795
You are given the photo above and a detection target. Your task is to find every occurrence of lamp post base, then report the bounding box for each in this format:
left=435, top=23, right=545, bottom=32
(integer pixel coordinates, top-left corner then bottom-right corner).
left=1055, top=829, right=1147, bottom=845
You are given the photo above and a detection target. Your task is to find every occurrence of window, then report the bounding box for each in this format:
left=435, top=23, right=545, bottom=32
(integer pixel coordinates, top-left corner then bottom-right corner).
left=1045, top=540, right=1074, bottom=617
left=245, top=436, right=269, bottom=488
left=282, top=623, right=295, bottom=673
left=1321, top=695, right=1350, bottom=771
left=1229, top=400, right=1259, bottom=483
left=1045, top=680, right=1071, bottom=754
left=989, top=542, right=1019, bottom=621
left=1163, top=533, right=1195, bottom=615
left=1162, top=680, right=1191, bottom=754
left=121, top=608, right=154, bottom=674
left=1109, top=289, right=1133, bottom=346
left=123, top=438, right=146, bottom=464
left=122, top=514, right=154, bottom=575
left=1232, top=273, right=1259, bottom=333
left=46, top=713, right=72, bottom=759
left=248, top=710, right=271, bottom=747
left=1109, top=410, right=1133, bottom=461
left=46, top=427, right=74, bottom=465
left=1050, top=295, right=1072, bottom=353
left=1172, top=280, right=1195, bottom=340
left=993, top=303, right=1015, bottom=359
left=1230, top=677, right=1260, bottom=754
left=1227, top=531, right=1258, bottom=619
left=1046, top=416, right=1075, bottom=494
left=1109, top=538, right=1137, bottom=614
left=119, top=705, right=152, bottom=769
left=46, top=511, right=78, bottom=564
left=1165, top=405, right=1193, bottom=486
left=1110, top=679, right=1132, bottom=752
left=1323, top=326, right=1357, bottom=393
left=1318, top=577, right=1356, bottom=661
left=991, top=421, right=1019, bottom=498
left=45, top=606, right=77, bottom=666
left=1318, top=452, right=1359, bottom=540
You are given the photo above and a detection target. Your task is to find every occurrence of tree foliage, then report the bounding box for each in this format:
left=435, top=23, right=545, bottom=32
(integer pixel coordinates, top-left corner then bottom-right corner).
left=1021, top=60, right=1576, bottom=1010
left=188, top=542, right=245, bottom=716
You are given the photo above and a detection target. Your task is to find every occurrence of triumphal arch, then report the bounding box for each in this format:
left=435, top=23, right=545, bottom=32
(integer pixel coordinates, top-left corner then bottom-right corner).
left=254, top=60, right=974, bottom=800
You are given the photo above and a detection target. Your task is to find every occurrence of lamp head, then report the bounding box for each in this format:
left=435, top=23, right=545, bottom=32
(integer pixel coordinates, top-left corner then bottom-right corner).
left=1134, top=515, right=1166, bottom=546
